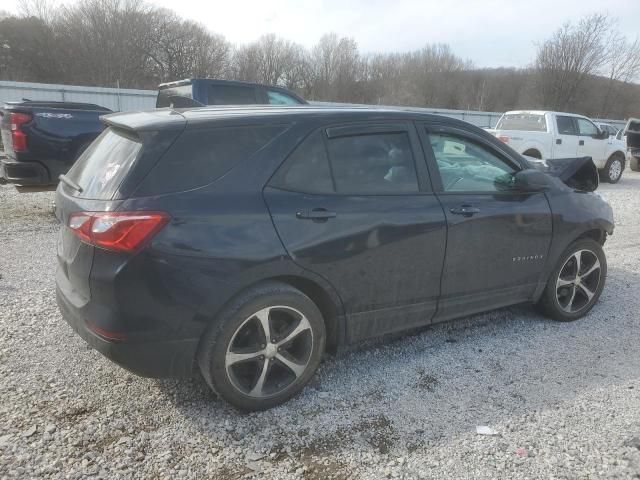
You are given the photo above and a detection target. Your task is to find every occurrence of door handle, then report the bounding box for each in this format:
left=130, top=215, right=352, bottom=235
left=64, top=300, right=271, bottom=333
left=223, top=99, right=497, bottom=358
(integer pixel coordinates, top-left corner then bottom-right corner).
left=556, top=139, right=562, bottom=145
left=296, top=208, right=337, bottom=221
left=579, top=140, right=585, bottom=146
left=450, top=205, right=480, bottom=217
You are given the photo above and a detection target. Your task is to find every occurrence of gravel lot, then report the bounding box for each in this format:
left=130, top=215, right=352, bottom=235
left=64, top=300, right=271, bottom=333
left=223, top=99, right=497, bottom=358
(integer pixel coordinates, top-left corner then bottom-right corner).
left=1, top=174, right=639, bottom=480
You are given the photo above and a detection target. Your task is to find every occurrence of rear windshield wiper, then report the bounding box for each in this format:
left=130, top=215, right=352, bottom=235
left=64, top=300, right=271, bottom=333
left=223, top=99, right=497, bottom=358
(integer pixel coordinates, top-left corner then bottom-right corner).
left=58, top=174, right=83, bottom=193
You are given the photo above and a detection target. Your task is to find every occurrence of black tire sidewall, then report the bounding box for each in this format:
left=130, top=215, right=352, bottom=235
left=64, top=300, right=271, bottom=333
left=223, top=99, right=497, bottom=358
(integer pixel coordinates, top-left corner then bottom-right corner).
left=198, top=282, right=326, bottom=411
left=541, top=239, right=607, bottom=322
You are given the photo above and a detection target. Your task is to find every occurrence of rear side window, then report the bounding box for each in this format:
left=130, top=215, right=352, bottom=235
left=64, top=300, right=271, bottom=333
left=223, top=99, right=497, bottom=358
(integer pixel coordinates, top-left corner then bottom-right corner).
left=208, top=85, right=257, bottom=105
left=66, top=128, right=142, bottom=199
left=135, top=125, right=286, bottom=195
left=556, top=116, right=578, bottom=135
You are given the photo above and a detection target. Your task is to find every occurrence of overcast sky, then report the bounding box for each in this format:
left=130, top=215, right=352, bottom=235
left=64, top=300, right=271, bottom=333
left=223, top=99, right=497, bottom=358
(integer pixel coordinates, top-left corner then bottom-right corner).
left=4, top=0, right=640, bottom=68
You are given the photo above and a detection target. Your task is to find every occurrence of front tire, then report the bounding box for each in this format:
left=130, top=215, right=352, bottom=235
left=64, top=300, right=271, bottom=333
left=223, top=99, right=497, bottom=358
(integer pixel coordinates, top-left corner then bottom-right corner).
left=602, top=153, right=624, bottom=183
left=535, top=239, right=606, bottom=322
left=198, top=281, right=326, bottom=411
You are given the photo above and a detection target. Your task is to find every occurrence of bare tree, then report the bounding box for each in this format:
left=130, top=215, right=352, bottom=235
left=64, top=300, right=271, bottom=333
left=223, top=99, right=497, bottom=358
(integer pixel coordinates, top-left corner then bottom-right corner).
left=535, top=13, right=613, bottom=110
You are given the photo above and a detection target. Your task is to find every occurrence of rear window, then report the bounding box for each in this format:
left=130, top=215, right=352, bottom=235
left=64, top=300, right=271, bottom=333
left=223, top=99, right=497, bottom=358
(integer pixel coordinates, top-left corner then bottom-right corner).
left=134, top=124, right=287, bottom=195
left=156, top=84, right=193, bottom=108
left=496, top=113, right=547, bottom=132
left=208, top=85, right=257, bottom=105
left=66, top=128, right=142, bottom=199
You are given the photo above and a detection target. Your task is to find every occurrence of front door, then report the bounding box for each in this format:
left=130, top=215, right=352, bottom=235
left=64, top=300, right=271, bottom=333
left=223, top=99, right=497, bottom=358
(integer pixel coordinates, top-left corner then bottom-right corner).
left=419, top=124, right=553, bottom=322
left=263, top=123, right=447, bottom=341
left=576, top=117, right=607, bottom=166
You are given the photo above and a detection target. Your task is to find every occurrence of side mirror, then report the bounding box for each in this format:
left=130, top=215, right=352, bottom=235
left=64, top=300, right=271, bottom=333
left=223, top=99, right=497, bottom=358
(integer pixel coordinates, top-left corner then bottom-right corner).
left=512, top=169, right=551, bottom=192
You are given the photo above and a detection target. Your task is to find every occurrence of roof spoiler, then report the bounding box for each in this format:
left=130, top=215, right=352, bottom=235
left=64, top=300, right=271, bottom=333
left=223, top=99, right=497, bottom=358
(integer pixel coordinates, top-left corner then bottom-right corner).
left=100, top=109, right=186, bottom=133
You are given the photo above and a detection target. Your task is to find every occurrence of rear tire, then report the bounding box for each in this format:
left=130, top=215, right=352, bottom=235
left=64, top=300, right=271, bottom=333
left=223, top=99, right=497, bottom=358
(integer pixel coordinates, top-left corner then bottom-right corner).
left=601, top=153, right=624, bottom=183
left=535, top=239, right=606, bottom=322
left=630, top=156, right=640, bottom=172
left=198, top=281, right=326, bottom=411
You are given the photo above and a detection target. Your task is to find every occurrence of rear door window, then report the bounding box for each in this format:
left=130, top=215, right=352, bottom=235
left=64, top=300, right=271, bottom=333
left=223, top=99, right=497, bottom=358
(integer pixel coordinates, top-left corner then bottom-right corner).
left=328, top=132, right=419, bottom=194
left=208, top=85, right=258, bottom=105
left=556, top=116, right=578, bottom=135
left=66, top=128, right=142, bottom=199
left=270, top=132, right=334, bottom=194
left=270, top=127, right=421, bottom=195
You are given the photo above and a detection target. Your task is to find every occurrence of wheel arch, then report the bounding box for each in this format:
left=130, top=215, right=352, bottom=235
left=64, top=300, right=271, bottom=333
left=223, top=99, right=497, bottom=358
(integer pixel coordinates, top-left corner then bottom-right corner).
left=522, top=148, right=542, bottom=159
left=532, top=226, right=609, bottom=303
left=196, top=271, right=346, bottom=356
left=270, top=275, right=345, bottom=352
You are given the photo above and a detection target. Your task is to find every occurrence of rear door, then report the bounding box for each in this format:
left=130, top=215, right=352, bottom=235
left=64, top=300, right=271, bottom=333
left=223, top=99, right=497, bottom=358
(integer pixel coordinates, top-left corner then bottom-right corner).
left=418, top=123, right=552, bottom=321
left=263, top=122, right=447, bottom=341
left=553, top=114, right=580, bottom=158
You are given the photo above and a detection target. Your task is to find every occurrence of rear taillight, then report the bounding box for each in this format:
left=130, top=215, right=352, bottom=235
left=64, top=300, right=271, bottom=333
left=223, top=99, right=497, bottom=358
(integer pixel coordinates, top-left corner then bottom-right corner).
left=497, top=135, right=510, bottom=144
left=68, top=211, right=170, bottom=253
left=10, top=112, right=32, bottom=152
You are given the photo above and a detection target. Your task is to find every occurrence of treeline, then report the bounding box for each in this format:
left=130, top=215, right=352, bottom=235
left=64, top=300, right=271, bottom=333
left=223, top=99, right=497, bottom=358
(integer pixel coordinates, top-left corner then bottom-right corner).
left=1, top=1, right=639, bottom=119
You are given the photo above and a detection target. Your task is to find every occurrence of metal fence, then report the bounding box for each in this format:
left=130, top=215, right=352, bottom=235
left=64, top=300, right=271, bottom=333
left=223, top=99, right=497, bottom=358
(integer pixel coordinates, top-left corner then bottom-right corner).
left=311, top=101, right=628, bottom=131
left=0, top=81, right=629, bottom=131
left=0, top=80, right=156, bottom=111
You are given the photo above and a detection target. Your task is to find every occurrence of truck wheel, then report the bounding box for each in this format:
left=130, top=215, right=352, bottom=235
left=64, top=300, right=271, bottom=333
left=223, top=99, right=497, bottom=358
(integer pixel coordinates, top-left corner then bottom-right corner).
left=630, top=156, right=640, bottom=172
left=602, top=153, right=624, bottom=183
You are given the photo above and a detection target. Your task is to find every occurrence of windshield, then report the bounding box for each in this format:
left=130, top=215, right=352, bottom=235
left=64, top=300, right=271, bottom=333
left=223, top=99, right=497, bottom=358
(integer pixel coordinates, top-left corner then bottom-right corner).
left=65, top=128, right=142, bottom=199
left=496, top=113, right=547, bottom=132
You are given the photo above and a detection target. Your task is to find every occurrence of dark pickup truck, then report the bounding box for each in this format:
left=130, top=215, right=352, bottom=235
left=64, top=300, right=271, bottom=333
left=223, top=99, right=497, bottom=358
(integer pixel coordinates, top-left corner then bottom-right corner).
left=0, top=100, right=111, bottom=190
left=0, top=80, right=306, bottom=190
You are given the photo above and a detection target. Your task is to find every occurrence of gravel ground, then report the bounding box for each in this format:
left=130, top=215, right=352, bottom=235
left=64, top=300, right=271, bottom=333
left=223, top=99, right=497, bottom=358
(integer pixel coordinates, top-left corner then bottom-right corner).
left=1, top=174, right=639, bottom=480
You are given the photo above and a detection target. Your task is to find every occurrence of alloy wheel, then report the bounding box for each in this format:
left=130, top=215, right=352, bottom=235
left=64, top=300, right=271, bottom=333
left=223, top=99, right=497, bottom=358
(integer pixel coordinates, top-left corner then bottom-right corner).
left=225, top=306, right=313, bottom=398
left=609, top=159, right=622, bottom=182
left=555, top=249, right=602, bottom=313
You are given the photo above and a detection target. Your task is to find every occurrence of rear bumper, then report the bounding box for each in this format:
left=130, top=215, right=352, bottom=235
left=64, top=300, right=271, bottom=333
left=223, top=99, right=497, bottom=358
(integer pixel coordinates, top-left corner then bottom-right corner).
left=1, top=158, right=51, bottom=185
left=56, top=280, right=198, bottom=378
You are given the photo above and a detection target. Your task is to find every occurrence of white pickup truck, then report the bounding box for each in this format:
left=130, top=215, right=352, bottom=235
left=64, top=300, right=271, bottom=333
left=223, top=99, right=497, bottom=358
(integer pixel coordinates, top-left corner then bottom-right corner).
left=489, top=111, right=628, bottom=183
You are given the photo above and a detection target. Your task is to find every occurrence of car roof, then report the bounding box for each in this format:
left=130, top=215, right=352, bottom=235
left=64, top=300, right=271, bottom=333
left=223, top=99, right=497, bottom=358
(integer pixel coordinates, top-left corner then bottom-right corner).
left=104, top=105, right=476, bottom=132
left=503, top=110, right=589, bottom=118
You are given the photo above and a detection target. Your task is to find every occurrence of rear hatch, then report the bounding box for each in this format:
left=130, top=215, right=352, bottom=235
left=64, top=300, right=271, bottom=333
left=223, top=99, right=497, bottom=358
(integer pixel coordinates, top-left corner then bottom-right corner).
left=55, top=111, right=186, bottom=304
